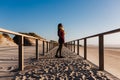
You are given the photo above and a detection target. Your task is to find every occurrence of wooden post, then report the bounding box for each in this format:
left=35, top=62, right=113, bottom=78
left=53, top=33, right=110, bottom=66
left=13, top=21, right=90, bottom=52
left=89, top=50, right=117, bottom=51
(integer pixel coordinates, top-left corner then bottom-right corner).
left=84, top=38, right=87, bottom=60
left=99, top=35, right=104, bottom=70
left=36, top=39, right=39, bottom=60
left=18, top=36, right=24, bottom=71
left=74, top=41, right=75, bottom=52
left=47, top=42, right=48, bottom=52
left=66, top=43, right=67, bottom=47
left=48, top=42, right=49, bottom=51
left=71, top=42, right=72, bottom=51
left=68, top=42, right=70, bottom=49
left=49, top=42, right=51, bottom=51
left=69, top=42, right=71, bottom=50
left=77, top=40, right=79, bottom=55
left=43, top=41, right=45, bottom=55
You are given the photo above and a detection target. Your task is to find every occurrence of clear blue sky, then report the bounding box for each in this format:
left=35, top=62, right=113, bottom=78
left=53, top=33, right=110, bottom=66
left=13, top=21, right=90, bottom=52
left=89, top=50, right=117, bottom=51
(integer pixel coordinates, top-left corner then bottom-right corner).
left=0, top=0, right=120, bottom=42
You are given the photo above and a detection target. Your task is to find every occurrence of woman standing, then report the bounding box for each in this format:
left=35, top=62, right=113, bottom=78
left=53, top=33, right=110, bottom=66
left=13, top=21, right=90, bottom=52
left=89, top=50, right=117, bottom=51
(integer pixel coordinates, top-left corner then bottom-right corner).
left=55, top=23, right=65, bottom=58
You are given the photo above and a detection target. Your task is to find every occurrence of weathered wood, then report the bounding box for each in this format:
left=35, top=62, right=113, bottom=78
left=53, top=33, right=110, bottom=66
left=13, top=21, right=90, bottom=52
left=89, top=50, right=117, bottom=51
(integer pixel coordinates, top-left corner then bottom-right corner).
left=99, top=35, right=104, bottom=70
left=74, top=41, right=75, bottom=52
left=43, top=41, right=45, bottom=55
left=18, top=36, right=24, bottom=71
left=47, top=42, right=49, bottom=52
left=84, top=38, right=87, bottom=60
left=49, top=42, right=51, bottom=50
left=69, top=42, right=70, bottom=49
left=36, top=39, right=39, bottom=60
left=77, top=40, right=79, bottom=55
left=69, top=28, right=120, bottom=41
left=0, top=28, right=38, bottom=39
left=66, top=43, right=68, bottom=47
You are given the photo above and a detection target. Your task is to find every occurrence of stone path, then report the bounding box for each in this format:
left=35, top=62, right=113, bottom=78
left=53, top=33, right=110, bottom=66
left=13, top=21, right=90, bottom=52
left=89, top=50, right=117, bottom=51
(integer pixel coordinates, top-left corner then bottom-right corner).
left=14, top=47, right=115, bottom=80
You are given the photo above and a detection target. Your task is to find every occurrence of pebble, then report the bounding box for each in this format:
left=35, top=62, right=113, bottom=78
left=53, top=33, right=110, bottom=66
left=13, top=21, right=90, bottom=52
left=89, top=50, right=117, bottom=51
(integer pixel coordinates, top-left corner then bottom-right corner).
left=0, top=67, right=3, bottom=69
left=14, top=48, right=110, bottom=80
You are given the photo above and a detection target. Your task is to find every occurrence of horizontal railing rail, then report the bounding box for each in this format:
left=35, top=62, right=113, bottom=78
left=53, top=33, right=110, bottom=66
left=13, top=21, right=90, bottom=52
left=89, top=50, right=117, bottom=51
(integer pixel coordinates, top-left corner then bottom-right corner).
left=0, top=28, right=56, bottom=71
left=65, top=28, right=120, bottom=71
left=0, top=28, right=38, bottom=39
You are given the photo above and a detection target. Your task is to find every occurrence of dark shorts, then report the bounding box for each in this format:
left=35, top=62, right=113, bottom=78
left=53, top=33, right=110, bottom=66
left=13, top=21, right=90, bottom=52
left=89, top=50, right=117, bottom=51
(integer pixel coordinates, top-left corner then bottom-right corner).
left=59, top=38, right=64, bottom=44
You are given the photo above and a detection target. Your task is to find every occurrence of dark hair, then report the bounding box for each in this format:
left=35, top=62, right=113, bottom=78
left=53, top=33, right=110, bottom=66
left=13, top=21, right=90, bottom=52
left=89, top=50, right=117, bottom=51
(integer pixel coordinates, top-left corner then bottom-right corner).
left=58, top=23, right=63, bottom=30
left=58, top=23, right=62, bottom=27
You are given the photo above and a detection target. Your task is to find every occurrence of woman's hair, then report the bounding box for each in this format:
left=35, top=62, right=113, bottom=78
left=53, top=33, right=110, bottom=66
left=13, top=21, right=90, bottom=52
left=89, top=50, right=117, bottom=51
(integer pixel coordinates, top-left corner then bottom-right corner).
left=58, top=23, right=63, bottom=30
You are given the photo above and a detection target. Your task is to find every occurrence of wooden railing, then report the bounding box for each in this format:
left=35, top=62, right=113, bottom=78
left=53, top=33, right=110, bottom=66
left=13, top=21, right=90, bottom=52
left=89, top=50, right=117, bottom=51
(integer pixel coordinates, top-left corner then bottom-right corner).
left=0, top=28, right=56, bottom=71
left=65, top=28, right=120, bottom=71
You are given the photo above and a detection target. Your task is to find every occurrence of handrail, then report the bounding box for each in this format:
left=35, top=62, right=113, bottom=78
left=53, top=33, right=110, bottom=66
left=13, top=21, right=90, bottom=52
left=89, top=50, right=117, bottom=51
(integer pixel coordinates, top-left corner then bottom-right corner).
left=68, top=28, right=120, bottom=42
left=65, top=28, right=120, bottom=71
left=0, top=28, right=39, bottom=39
left=0, top=28, right=56, bottom=71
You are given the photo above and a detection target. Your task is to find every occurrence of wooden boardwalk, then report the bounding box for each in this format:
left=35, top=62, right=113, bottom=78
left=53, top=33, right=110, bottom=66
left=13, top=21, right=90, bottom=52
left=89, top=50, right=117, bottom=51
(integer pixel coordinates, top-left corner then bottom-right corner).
left=0, top=28, right=120, bottom=79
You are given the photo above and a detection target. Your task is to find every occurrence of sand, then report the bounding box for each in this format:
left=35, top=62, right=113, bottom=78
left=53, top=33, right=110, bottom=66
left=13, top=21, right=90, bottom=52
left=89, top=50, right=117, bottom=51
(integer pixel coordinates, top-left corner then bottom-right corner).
left=73, top=45, right=120, bottom=79
left=0, top=45, right=43, bottom=80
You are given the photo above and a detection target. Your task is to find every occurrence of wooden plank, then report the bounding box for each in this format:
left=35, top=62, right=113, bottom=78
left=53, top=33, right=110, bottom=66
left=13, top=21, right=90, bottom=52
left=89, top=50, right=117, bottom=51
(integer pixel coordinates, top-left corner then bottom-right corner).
left=18, top=36, right=24, bottom=71
left=49, top=42, right=50, bottom=50
left=77, top=40, right=79, bottom=55
left=43, top=41, right=45, bottom=55
left=36, top=39, right=39, bottom=60
left=84, top=38, right=87, bottom=60
left=99, top=35, right=104, bottom=70
left=71, top=42, right=72, bottom=51
left=74, top=41, right=75, bottom=52
left=67, top=28, right=120, bottom=41
left=0, top=28, right=37, bottom=39
left=47, top=42, right=48, bottom=52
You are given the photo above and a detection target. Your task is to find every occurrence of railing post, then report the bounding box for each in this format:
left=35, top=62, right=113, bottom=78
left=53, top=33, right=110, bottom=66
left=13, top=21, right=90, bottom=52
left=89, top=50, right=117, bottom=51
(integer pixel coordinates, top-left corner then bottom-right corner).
left=70, top=42, right=71, bottom=51
left=84, top=38, right=87, bottom=60
left=18, top=36, right=24, bottom=71
left=74, top=41, right=75, bottom=53
left=66, top=43, right=68, bottom=47
left=65, top=43, right=67, bottom=47
left=36, top=39, right=39, bottom=60
left=69, top=42, right=70, bottom=49
left=77, top=40, right=79, bottom=55
left=47, top=41, right=48, bottom=52
left=99, top=34, right=104, bottom=70
left=43, top=41, right=45, bottom=55
left=49, top=42, right=50, bottom=50
left=71, top=41, right=72, bottom=51
left=68, top=42, right=70, bottom=49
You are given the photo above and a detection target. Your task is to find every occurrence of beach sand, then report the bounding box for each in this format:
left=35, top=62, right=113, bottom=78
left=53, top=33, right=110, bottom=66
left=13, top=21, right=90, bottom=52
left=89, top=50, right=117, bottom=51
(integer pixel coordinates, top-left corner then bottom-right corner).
left=0, top=45, right=43, bottom=80
left=73, top=46, right=120, bottom=79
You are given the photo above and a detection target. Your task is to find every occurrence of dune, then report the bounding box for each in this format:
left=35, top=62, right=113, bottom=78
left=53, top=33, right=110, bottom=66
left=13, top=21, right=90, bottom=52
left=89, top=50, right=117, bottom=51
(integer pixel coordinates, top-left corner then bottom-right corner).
left=0, top=33, right=17, bottom=47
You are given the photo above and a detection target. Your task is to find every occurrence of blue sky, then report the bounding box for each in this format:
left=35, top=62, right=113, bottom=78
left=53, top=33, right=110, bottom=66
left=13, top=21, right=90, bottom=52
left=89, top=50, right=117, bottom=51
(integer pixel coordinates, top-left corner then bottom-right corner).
left=0, top=0, right=120, bottom=42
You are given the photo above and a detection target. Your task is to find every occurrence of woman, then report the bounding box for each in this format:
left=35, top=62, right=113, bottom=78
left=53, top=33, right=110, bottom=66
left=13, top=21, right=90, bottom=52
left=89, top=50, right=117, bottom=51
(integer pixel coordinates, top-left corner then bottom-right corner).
left=55, top=23, right=65, bottom=58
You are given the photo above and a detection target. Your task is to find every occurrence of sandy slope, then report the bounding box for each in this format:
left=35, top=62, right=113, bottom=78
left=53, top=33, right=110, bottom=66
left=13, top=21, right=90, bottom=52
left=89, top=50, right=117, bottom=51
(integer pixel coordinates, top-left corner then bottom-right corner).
left=0, top=34, right=17, bottom=47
